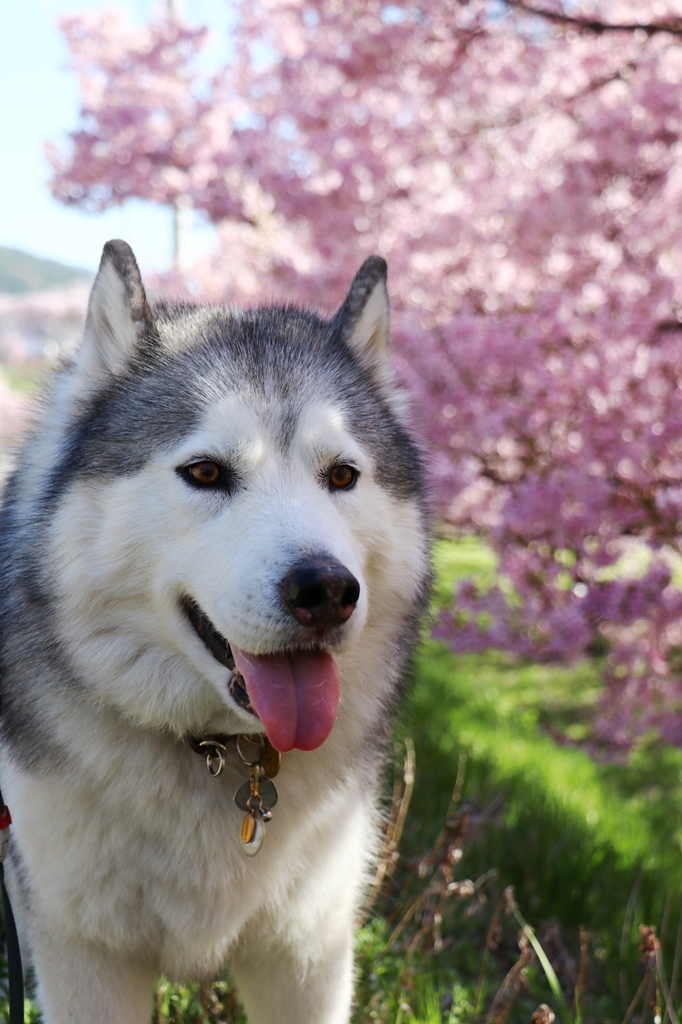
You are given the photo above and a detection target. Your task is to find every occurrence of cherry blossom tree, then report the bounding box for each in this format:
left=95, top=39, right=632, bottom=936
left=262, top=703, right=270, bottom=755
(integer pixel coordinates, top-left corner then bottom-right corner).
left=49, top=0, right=682, bottom=750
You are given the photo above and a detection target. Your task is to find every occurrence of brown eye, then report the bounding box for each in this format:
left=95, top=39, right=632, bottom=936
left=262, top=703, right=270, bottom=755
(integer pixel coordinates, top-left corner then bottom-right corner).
left=189, top=461, right=221, bottom=486
left=181, top=460, right=224, bottom=488
left=328, top=464, right=358, bottom=491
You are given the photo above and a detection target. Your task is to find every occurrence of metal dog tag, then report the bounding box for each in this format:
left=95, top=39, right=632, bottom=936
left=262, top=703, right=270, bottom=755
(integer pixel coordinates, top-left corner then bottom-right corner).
left=260, top=740, right=282, bottom=779
left=241, top=811, right=266, bottom=855
left=234, top=777, right=279, bottom=813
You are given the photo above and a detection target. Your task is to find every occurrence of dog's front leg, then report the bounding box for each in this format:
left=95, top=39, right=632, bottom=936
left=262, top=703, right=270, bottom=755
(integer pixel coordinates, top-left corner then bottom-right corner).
left=231, top=930, right=355, bottom=1024
left=30, top=933, right=156, bottom=1024
left=230, top=787, right=374, bottom=1023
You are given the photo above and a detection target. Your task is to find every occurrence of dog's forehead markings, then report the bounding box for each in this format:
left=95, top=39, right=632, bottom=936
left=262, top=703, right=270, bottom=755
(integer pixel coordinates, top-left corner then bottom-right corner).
left=186, top=397, right=269, bottom=466
left=295, top=401, right=362, bottom=458
left=191, top=394, right=357, bottom=466
left=297, top=401, right=346, bottom=435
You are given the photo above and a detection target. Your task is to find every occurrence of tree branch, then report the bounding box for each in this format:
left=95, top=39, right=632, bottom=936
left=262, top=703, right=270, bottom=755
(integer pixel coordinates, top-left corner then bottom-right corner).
left=504, top=0, right=682, bottom=37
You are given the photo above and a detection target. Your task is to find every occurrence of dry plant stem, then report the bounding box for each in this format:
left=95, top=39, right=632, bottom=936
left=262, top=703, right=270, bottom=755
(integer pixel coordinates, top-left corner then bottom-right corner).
left=406, top=886, right=446, bottom=958
left=661, top=894, right=673, bottom=949
left=473, top=891, right=510, bottom=1024
left=383, top=882, right=428, bottom=951
left=431, top=752, right=468, bottom=862
left=664, top=910, right=682, bottom=1024
left=621, top=873, right=644, bottom=1012
left=576, top=925, right=587, bottom=1024
left=622, top=968, right=656, bottom=1024
left=364, top=738, right=416, bottom=915
left=390, top=737, right=416, bottom=856
left=644, top=973, right=658, bottom=1024
left=485, top=938, right=534, bottom=1024
left=656, top=944, right=679, bottom=1024
left=382, top=781, right=473, bottom=952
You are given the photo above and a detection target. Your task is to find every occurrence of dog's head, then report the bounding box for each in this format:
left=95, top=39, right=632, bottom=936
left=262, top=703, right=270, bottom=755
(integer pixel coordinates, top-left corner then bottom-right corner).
left=43, top=241, right=429, bottom=749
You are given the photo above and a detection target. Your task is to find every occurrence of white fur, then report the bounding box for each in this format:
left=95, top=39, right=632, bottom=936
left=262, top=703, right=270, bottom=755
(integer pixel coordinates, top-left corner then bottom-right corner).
left=0, top=250, right=428, bottom=1024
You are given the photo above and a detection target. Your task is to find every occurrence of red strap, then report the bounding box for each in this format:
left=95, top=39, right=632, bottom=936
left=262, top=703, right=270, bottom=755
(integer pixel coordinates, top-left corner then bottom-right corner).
left=0, top=805, right=11, bottom=830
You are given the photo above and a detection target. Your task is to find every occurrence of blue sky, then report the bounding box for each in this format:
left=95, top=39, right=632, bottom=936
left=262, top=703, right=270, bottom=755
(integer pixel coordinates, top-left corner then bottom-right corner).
left=0, top=0, right=232, bottom=273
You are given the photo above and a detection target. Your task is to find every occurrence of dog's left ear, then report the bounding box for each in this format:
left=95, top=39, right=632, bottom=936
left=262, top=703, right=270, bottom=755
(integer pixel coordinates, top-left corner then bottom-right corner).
left=75, top=239, right=155, bottom=396
left=333, top=256, right=390, bottom=378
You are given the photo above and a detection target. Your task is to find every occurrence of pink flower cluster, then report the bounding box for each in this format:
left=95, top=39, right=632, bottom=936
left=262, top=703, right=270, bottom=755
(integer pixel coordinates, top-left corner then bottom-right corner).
left=50, top=0, right=682, bottom=750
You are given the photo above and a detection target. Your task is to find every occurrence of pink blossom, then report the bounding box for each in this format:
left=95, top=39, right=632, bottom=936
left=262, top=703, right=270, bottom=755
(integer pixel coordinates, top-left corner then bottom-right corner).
left=49, top=0, right=682, bottom=750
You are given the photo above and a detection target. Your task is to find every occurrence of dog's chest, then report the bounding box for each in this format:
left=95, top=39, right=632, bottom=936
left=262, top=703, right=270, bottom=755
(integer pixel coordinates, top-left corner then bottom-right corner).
left=13, top=741, right=368, bottom=972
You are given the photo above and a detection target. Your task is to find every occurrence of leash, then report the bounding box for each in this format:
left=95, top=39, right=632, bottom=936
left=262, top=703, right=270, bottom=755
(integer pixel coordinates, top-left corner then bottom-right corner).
left=0, top=791, right=25, bottom=1024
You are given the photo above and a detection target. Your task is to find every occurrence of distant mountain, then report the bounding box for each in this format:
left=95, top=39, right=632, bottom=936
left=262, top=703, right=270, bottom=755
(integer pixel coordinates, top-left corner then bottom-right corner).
left=0, top=246, right=92, bottom=294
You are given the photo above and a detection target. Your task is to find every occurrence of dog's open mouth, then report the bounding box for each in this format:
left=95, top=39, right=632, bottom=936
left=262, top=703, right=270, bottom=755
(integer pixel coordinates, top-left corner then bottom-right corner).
left=181, top=597, right=258, bottom=717
left=180, top=596, right=341, bottom=753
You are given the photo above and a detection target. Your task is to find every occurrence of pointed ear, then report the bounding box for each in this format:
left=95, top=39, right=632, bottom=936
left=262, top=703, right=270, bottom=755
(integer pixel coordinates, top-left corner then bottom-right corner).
left=75, top=239, right=155, bottom=394
left=333, top=256, right=390, bottom=376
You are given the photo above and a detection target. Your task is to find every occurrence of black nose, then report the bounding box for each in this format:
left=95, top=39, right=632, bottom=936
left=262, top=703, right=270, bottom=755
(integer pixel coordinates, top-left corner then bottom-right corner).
left=280, top=558, right=360, bottom=631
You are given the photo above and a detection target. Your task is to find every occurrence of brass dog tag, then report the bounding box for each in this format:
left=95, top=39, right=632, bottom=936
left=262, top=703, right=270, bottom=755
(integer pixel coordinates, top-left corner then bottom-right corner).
left=241, top=811, right=265, bottom=855
left=241, top=813, right=256, bottom=844
left=260, top=738, right=281, bottom=779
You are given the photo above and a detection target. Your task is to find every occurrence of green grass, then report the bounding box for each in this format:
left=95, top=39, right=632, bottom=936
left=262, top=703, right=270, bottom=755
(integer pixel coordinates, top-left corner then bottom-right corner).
left=379, top=538, right=682, bottom=1022
left=408, top=641, right=682, bottom=907
left=414, top=540, right=682, bottom=895
left=3, top=537, right=681, bottom=1023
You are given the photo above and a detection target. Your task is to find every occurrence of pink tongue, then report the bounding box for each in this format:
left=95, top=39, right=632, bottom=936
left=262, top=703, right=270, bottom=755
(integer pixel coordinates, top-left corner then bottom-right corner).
left=229, top=645, right=340, bottom=753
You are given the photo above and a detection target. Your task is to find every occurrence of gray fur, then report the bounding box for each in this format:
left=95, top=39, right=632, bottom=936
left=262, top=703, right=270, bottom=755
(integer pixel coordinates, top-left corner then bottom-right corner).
left=0, top=241, right=429, bottom=1024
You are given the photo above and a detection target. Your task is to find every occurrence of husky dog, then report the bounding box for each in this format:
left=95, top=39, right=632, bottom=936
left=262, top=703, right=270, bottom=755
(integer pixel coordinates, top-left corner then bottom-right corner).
left=0, top=241, right=429, bottom=1024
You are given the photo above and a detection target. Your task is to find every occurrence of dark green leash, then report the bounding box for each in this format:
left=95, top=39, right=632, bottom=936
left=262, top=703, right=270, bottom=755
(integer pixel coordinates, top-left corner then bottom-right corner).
left=0, top=792, right=24, bottom=1024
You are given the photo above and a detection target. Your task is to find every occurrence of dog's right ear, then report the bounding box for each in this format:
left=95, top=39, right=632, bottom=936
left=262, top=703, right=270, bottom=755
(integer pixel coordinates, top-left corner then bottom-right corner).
left=74, top=240, right=155, bottom=397
left=332, top=256, right=390, bottom=383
